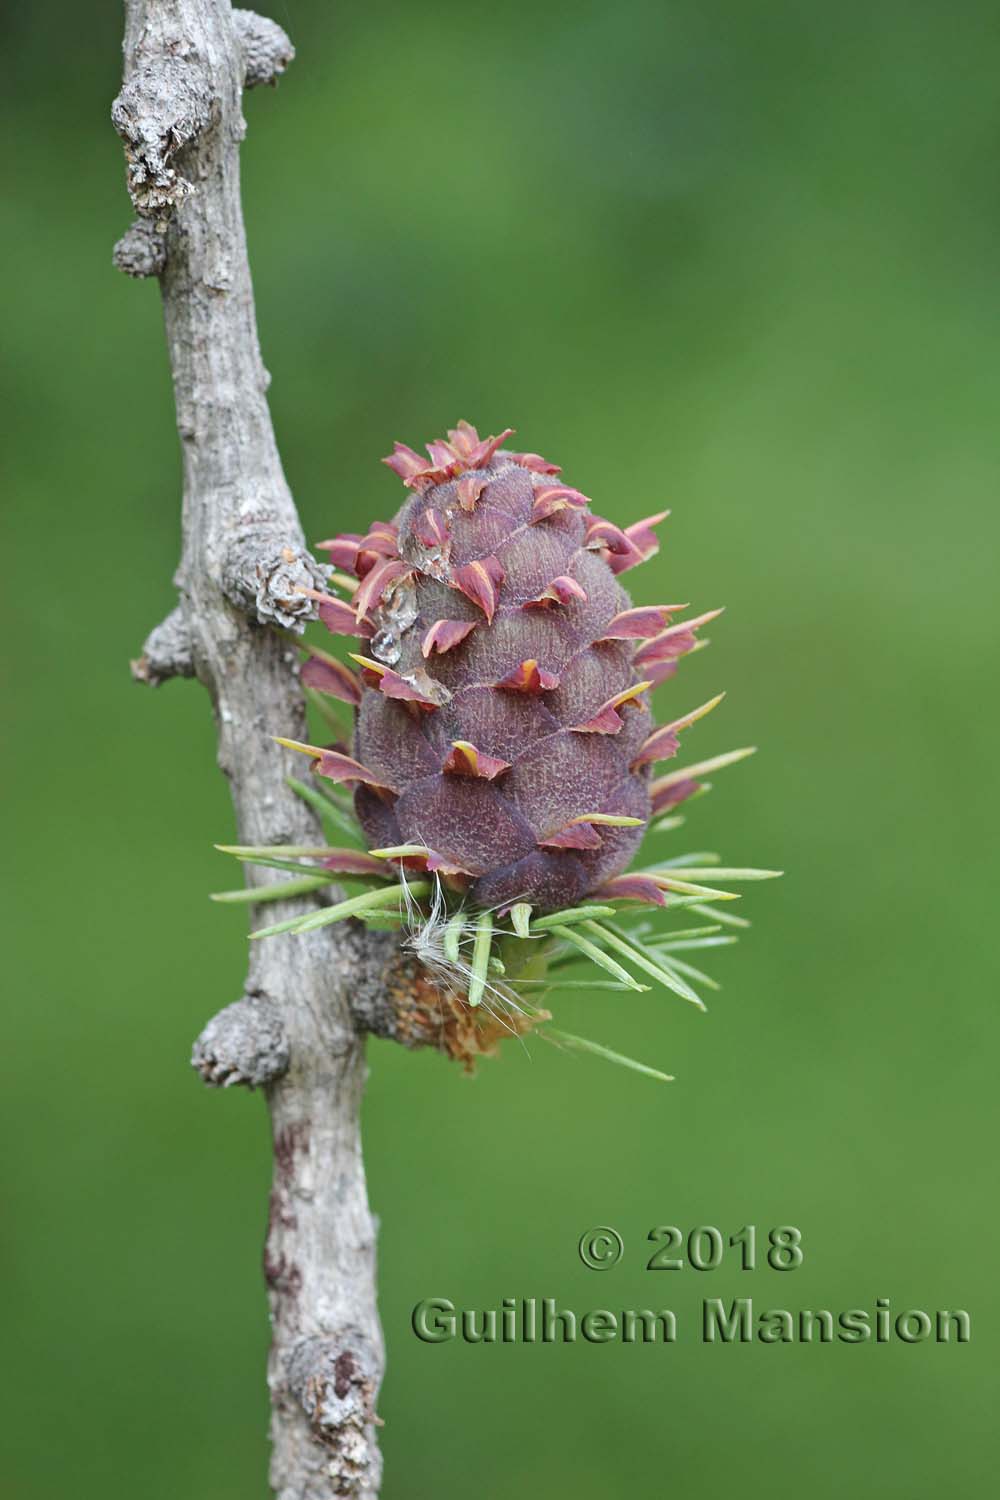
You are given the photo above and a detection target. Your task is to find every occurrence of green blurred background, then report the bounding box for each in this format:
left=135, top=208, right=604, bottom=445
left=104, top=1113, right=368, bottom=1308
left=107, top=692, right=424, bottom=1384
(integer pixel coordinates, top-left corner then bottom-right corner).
left=2, top=1, right=998, bottom=1494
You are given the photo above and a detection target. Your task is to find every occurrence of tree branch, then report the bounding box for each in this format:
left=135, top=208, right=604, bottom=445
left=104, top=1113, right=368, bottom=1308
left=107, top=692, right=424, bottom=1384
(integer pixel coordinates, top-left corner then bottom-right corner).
left=113, top=5, right=385, bottom=1493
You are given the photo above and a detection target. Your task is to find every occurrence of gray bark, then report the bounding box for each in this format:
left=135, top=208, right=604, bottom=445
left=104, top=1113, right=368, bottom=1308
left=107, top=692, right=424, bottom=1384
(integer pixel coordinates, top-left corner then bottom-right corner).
left=112, top=4, right=385, bottom=1493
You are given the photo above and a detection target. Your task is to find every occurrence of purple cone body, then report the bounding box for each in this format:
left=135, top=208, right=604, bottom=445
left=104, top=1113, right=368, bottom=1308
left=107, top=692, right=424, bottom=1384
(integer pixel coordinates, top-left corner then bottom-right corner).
left=314, top=425, right=680, bottom=913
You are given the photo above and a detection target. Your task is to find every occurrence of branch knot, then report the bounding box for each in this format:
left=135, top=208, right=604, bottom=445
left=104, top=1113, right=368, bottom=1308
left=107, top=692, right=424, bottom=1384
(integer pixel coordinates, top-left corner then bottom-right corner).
left=235, top=10, right=296, bottom=87
left=286, top=1334, right=382, bottom=1495
left=192, top=994, right=289, bottom=1088
left=112, top=57, right=216, bottom=215
left=131, top=604, right=195, bottom=685
left=113, top=217, right=168, bottom=278
left=223, top=528, right=327, bottom=629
